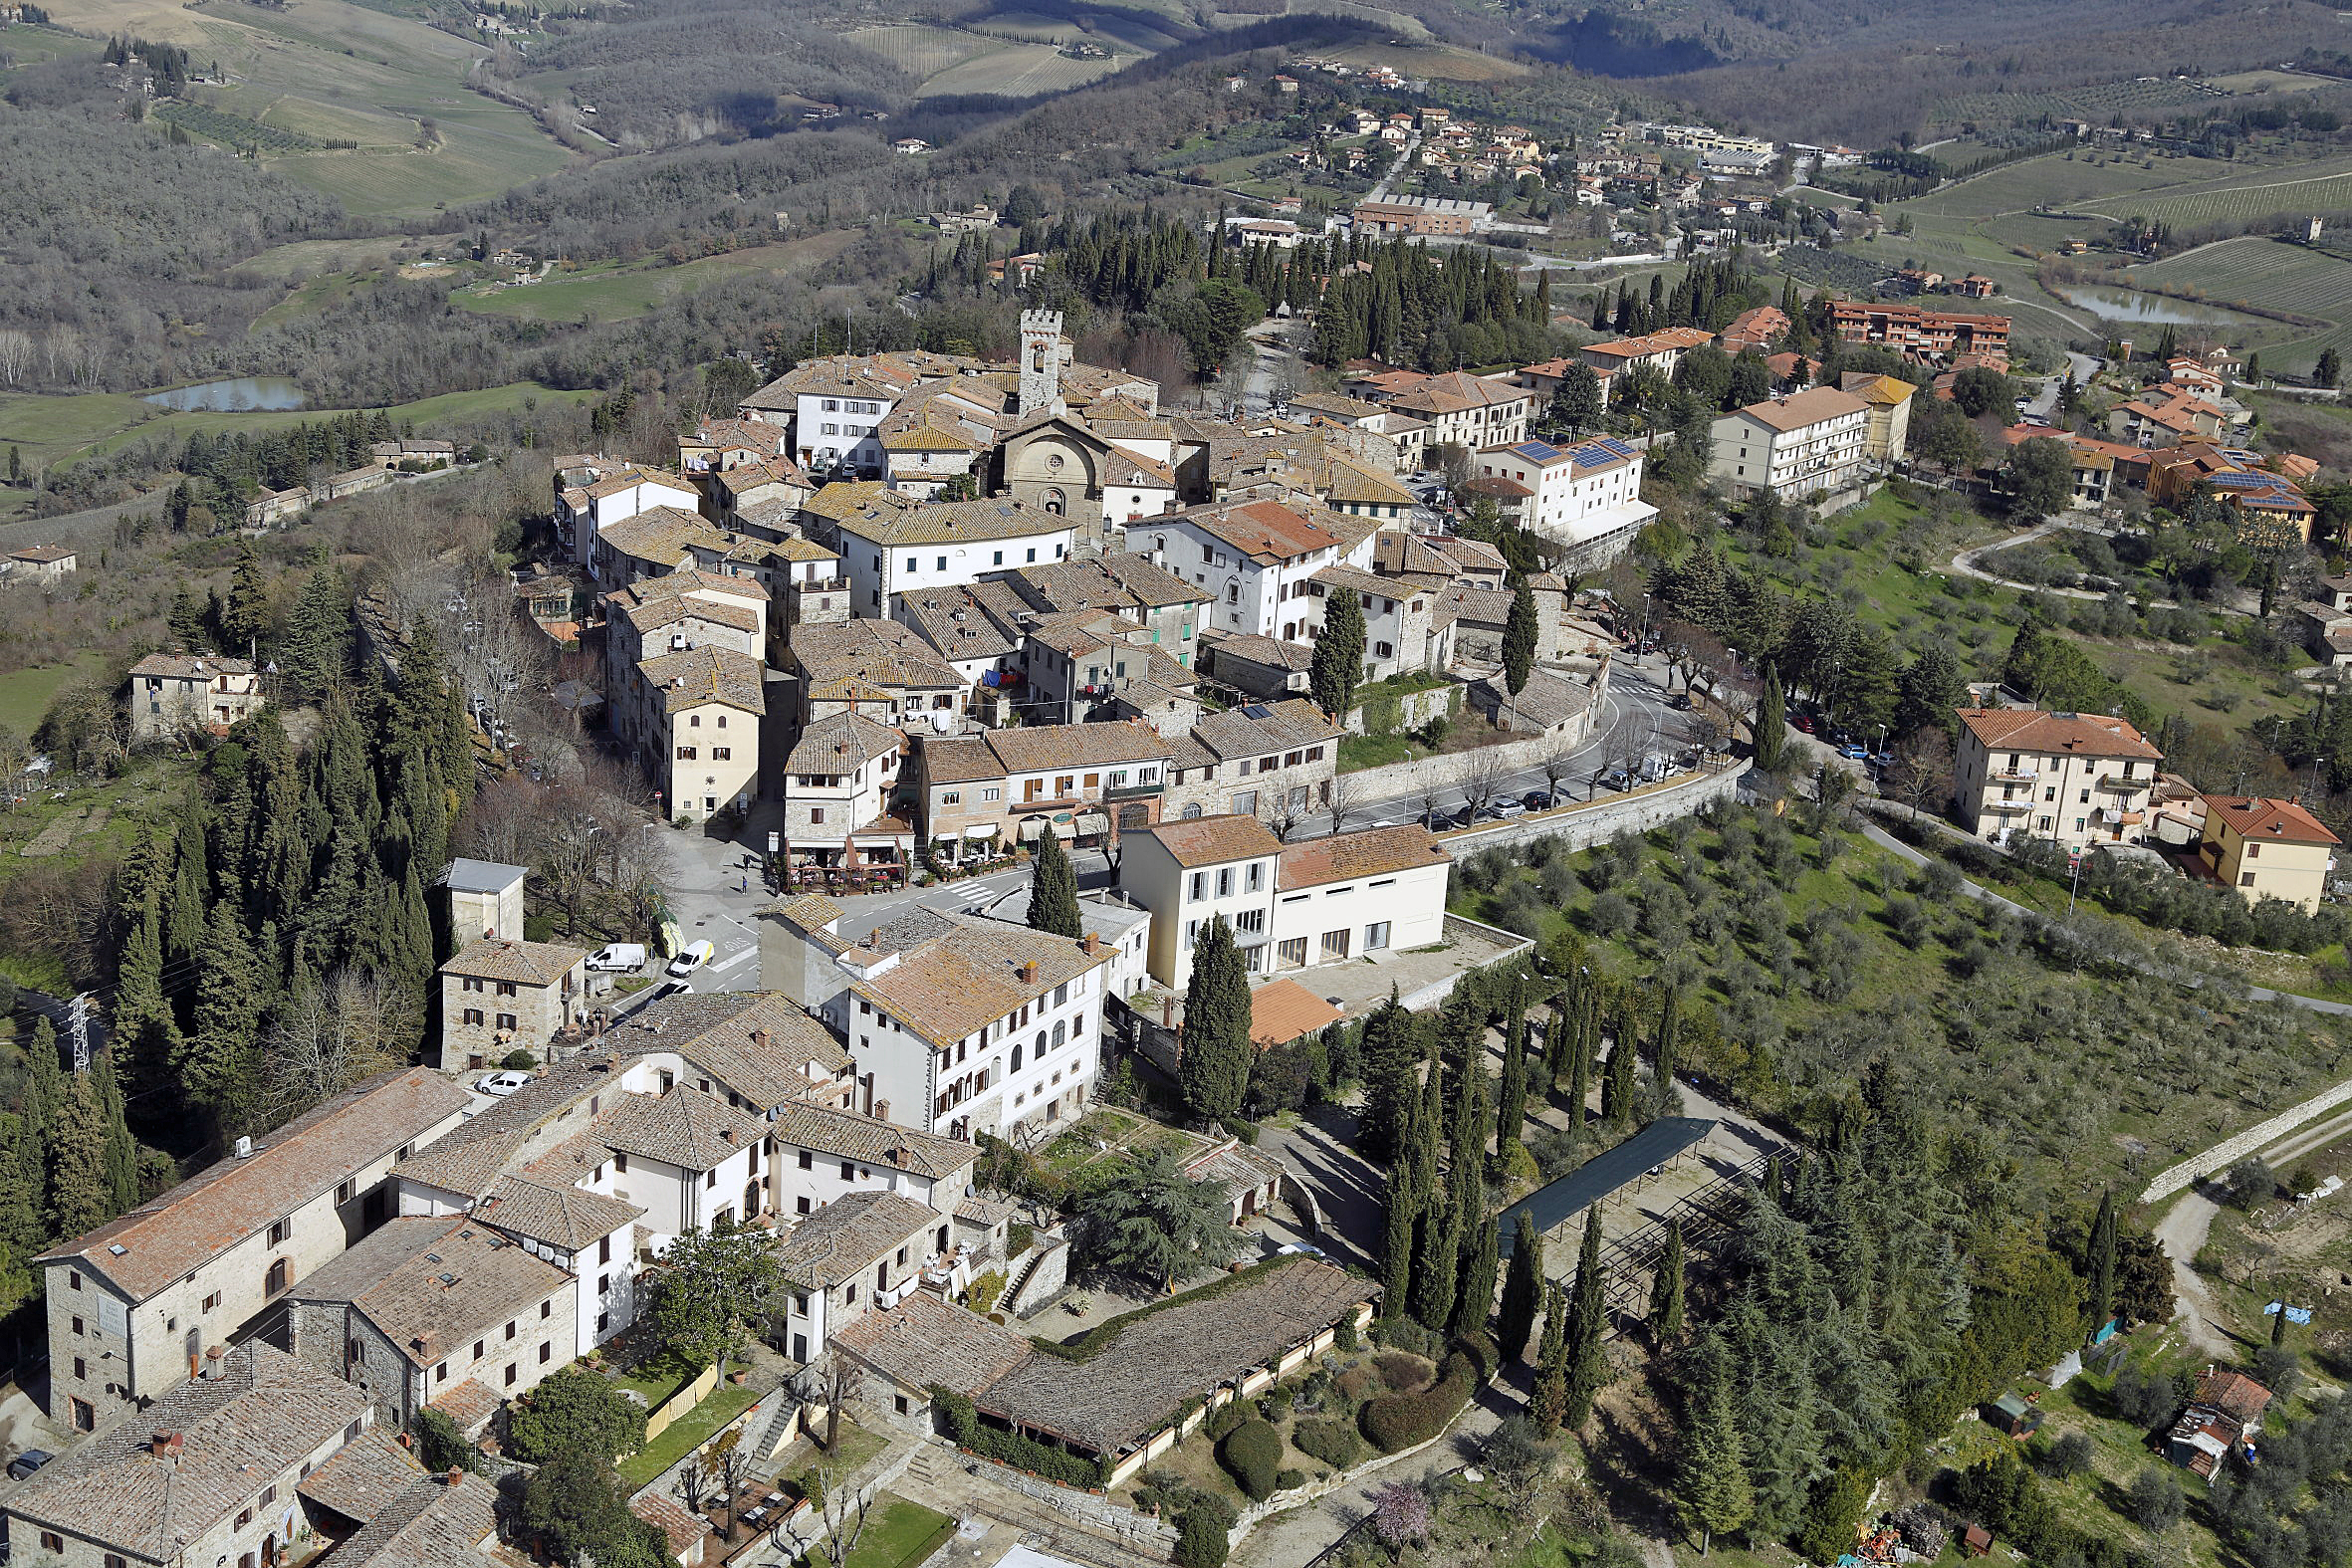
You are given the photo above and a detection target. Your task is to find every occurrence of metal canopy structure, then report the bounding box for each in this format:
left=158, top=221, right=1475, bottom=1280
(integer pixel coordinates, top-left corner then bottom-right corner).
left=1497, top=1116, right=1718, bottom=1257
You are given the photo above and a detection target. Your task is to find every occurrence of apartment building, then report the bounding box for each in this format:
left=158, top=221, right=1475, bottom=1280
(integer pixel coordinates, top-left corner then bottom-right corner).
left=1381, top=371, right=1532, bottom=457
left=126, top=654, right=264, bottom=743
left=1117, top=815, right=1451, bottom=987
left=287, top=1214, right=576, bottom=1431
left=779, top=711, right=914, bottom=878
left=1162, top=699, right=1341, bottom=825
left=1954, top=707, right=2164, bottom=848
left=767, top=1101, right=977, bottom=1220
left=436, top=938, right=589, bottom=1071
left=1837, top=372, right=1918, bottom=463
left=2197, top=795, right=2340, bottom=914
left=1141, top=497, right=1376, bottom=643
left=36, top=1068, right=471, bottom=1429
left=1827, top=301, right=2011, bottom=368
left=786, top=618, right=967, bottom=732
left=915, top=720, right=1175, bottom=856
left=616, top=644, right=765, bottom=823
left=1709, top=387, right=1872, bottom=499
left=556, top=465, right=700, bottom=572
left=1471, top=437, right=1655, bottom=564
left=775, top=1191, right=950, bottom=1363
left=1577, top=326, right=1713, bottom=380
left=1, top=1343, right=371, bottom=1568
left=836, top=498, right=1077, bottom=616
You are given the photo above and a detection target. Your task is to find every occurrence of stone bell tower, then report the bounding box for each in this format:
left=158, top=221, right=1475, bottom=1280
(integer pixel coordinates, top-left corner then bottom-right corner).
left=1018, top=308, right=1067, bottom=417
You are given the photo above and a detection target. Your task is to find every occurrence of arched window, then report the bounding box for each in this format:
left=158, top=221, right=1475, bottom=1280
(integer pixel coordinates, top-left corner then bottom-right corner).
left=744, top=1180, right=762, bottom=1217
left=1181, top=802, right=1203, bottom=818
left=1012, top=1043, right=1025, bottom=1071
left=1053, top=1020, right=1066, bottom=1047
left=1043, top=488, right=1065, bottom=516
left=264, top=1256, right=291, bottom=1297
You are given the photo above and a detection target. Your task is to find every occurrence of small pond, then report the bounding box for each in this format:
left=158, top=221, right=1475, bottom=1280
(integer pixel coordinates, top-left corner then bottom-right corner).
left=2055, top=286, right=2268, bottom=330
left=141, top=377, right=307, bottom=411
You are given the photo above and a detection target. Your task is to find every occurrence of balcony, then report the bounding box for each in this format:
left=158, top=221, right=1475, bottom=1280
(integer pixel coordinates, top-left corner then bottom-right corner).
left=2097, top=774, right=2150, bottom=793
left=1992, top=766, right=2039, bottom=784
left=1986, top=796, right=2033, bottom=814
left=1103, top=781, right=1164, bottom=801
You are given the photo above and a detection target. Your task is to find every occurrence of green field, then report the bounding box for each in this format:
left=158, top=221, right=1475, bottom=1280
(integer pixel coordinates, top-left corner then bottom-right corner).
left=157, top=99, right=331, bottom=153
left=0, top=655, right=110, bottom=740
left=2126, top=236, right=2352, bottom=372
left=844, top=23, right=996, bottom=79
left=910, top=41, right=1128, bottom=99
left=455, top=235, right=859, bottom=324
left=0, top=382, right=593, bottom=473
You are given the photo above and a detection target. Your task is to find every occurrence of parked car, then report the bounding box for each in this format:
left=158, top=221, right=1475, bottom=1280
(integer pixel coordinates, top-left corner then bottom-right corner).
left=587, top=942, right=646, bottom=973
left=1490, top=796, right=1529, bottom=818
left=650, top=979, right=691, bottom=1003
left=1522, top=789, right=1556, bottom=811
left=666, top=939, right=716, bottom=977
left=475, top=1070, right=532, bottom=1097
left=1420, top=809, right=1455, bottom=831
left=7, top=1451, right=53, bottom=1481
left=1603, top=769, right=1635, bottom=791
left=1793, top=715, right=1817, bottom=734
left=1837, top=742, right=1870, bottom=760
left=1667, top=692, right=1692, bottom=710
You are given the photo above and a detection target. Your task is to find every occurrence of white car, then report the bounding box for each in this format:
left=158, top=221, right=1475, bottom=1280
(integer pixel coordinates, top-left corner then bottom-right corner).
left=476, top=1070, right=531, bottom=1097
left=666, top=939, right=716, bottom=977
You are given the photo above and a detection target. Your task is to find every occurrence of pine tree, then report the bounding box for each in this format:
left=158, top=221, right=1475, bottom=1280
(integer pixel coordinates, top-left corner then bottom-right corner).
left=177, top=901, right=267, bottom=1135
left=1755, top=663, right=1787, bottom=774
left=1531, top=1280, right=1570, bottom=1431
left=279, top=566, right=353, bottom=697
left=1651, top=1218, right=1687, bottom=1342
left=1502, top=584, right=1538, bottom=697
left=1676, top=1356, right=1755, bottom=1554
left=219, top=546, right=270, bottom=656
left=1027, top=824, right=1082, bottom=938
left=1553, top=363, right=1603, bottom=434
left=1562, top=1207, right=1610, bottom=1428
left=1499, top=1212, right=1543, bottom=1362
left=1309, top=587, right=1366, bottom=722
left=1358, top=989, right=1418, bottom=1163
left=1178, top=918, right=1253, bottom=1122
left=2085, top=1190, right=2116, bottom=1342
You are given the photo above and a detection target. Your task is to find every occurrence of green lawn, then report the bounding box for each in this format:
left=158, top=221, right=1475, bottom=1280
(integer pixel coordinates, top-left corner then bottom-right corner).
left=0, top=654, right=109, bottom=739
left=615, top=1382, right=762, bottom=1488
left=455, top=236, right=859, bottom=325
left=815, top=1493, right=953, bottom=1568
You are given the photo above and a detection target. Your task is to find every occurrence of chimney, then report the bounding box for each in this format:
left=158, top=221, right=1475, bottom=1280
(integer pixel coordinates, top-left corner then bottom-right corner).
left=1019, top=960, right=1039, bottom=986
left=397, top=1432, right=414, bottom=1451
left=445, top=1466, right=464, bottom=1487
left=751, top=1028, right=770, bottom=1049
left=1161, top=996, right=1175, bottom=1026
left=1082, top=932, right=1102, bottom=956
left=721, top=1126, right=736, bottom=1143
left=150, top=1432, right=183, bottom=1457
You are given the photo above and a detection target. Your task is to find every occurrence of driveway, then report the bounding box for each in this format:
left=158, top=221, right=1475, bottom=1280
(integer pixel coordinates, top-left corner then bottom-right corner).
left=2153, top=1189, right=2234, bottom=1357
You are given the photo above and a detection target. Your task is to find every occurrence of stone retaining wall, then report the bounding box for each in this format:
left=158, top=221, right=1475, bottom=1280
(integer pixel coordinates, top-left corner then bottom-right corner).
left=1434, top=762, right=1746, bottom=860
left=2141, top=1075, right=2352, bottom=1204
left=990, top=1458, right=1182, bottom=1556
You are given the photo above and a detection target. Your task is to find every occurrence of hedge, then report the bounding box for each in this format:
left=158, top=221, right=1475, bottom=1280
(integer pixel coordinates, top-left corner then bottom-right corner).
left=1358, top=1350, right=1475, bottom=1454
left=1174, top=1504, right=1231, bottom=1568
left=1293, top=1417, right=1362, bottom=1468
left=1220, top=1419, right=1282, bottom=1500
left=930, top=1386, right=1110, bottom=1489
left=1205, top=1401, right=1249, bottom=1443
left=1455, top=1329, right=1502, bottom=1385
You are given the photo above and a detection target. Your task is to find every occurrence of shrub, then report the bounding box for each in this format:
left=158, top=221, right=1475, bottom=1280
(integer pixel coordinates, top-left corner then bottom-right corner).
left=1454, top=1329, right=1502, bottom=1385
left=1173, top=1494, right=1235, bottom=1567
left=1373, top=1352, right=1432, bottom=1392
left=932, top=1387, right=1109, bottom=1489
left=1205, top=1401, right=1249, bottom=1442
left=1220, top=1418, right=1282, bottom=1500
left=500, top=1048, right=539, bottom=1069
left=1335, top=1365, right=1379, bottom=1405
left=2040, top=1431, right=2094, bottom=1479
left=1277, top=1466, right=1306, bottom=1492
left=1359, top=1351, right=1474, bottom=1454
left=968, top=1270, right=1006, bottom=1315
left=1294, top=1417, right=1363, bottom=1468
left=1373, top=1317, right=1439, bottom=1357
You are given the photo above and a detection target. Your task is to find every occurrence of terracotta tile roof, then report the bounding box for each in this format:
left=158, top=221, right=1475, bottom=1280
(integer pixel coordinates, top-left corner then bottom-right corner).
left=1317, top=454, right=1415, bottom=507
left=296, top=1428, right=427, bottom=1522
left=583, top=469, right=688, bottom=502
left=830, top=1288, right=1033, bottom=1396
left=604, top=992, right=850, bottom=1107
left=1009, top=553, right=1207, bottom=612
left=332, top=1470, right=502, bottom=1568
left=9, top=544, right=74, bottom=564
left=1581, top=326, right=1713, bottom=360
left=38, top=1069, right=470, bottom=1299
left=778, top=1190, right=937, bottom=1287
left=846, top=916, right=1113, bottom=1047
left=1957, top=707, right=2162, bottom=762
left=424, top=1377, right=502, bottom=1435
left=836, top=497, right=1066, bottom=548
left=1249, top=979, right=1344, bottom=1047
left=1837, top=372, right=1917, bottom=406
left=916, top=732, right=1003, bottom=785
left=128, top=653, right=256, bottom=681
left=2195, top=1369, right=2274, bottom=1424
left=788, top=618, right=962, bottom=694
left=800, top=481, right=914, bottom=527
left=973, top=1258, right=1375, bottom=1454
left=1278, top=822, right=1449, bottom=889
left=439, top=939, right=585, bottom=987
left=1287, top=392, right=1387, bottom=419
left=1210, top=632, right=1314, bottom=672
left=1187, top=698, right=1338, bottom=762
left=981, top=719, right=1174, bottom=775
left=1131, top=812, right=1284, bottom=868
left=784, top=712, right=904, bottom=776
left=638, top=645, right=767, bottom=716
left=1729, top=386, right=1868, bottom=432
left=2202, top=794, right=2341, bottom=847
left=289, top=1215, right=571, bottom=1368
left=596, top=1086, right=768, bottom=1172
left=596, top=506, right=726, bottom=566
left=1176, top=498, right=1347, bottom=564
left=5, top=1343, right=369, bottom=1557
left=632, top=1490, right=709, bottom=1560
left=769, top=1102, right=975, bottom=1180
left=475, top=1176, right=644, bottom=1249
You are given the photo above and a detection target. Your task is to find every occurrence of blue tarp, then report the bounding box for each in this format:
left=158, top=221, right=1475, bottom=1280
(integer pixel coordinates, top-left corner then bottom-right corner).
left=1496, top=1116, right=1718, bottom=1257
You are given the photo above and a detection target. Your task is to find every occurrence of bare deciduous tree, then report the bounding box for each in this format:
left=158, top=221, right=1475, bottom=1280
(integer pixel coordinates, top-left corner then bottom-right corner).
left=1459, top=746, right=1512, bottom=818
left=1323, top=771, right=1363, bottom=834
left=258, top=970, right=416, bottom=1127
left=1886, top=728, right=1955, bottom=821
left=813, top=1464, right=871, bottom=1566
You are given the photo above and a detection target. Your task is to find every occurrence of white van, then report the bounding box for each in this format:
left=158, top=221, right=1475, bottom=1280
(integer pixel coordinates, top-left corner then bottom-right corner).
left=666, top=940, right=716, bottom=978
left=588, top=943, right=646, bottom=973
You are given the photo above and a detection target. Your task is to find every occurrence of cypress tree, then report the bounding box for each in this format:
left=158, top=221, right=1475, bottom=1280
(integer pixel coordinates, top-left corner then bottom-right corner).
left=2086, top=1190, right=2117, bottom=1341
left=219, top=546, right=270, bottom=655
left=1496, top=983, right=1529, bottom=1161
left=1027, top=824, right=1082, bottom=938
left=1531, top=1280, right=1570, bottom=1431
left=1308, top=588, right=1366, bottom=722
left=47, top=1072, right=113, bottom=1240
left=1602, top=1018, right=1638, bottom=1130
left=1359, top=988, right=1417, bottom=1163
left=1541, top=1006, right=1569, bottom=1088
left=1755, top=663, right=1787, bottom=774
left=1450, top=1172, right=1498, bottom=1342
left=279, top=566, right=353, bottom=697
left=1499, top=1212, right=1543, bottom=1362
left=1382, top=1177, right=1419, bottom=1320
left=1651, top=1219, right=1687, bottom=1342
left=1178, top=918, right=1252, bottom=1122
left=1568, top=1000, right=1593, bottom=1125
left=1676, top=1355, right=1755, bottom=1555
left=177, top=902, right=267, bottom=1135
left=0, top=1113, right=43, bottom=1268
left=1562, top=1207, right=1609, bottom=1428
left=1502, top=583, right=1539, bottom=697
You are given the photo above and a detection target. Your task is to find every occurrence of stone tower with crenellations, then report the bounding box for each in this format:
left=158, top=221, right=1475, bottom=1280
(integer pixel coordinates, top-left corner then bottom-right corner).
left=1018, top=308, right=1068, bottom=417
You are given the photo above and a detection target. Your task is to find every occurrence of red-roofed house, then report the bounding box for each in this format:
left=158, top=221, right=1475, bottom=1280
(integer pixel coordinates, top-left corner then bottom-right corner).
left=1954, top=707, right=2163, bottom=848
left=2198, top=795, right=2341, bottom=913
